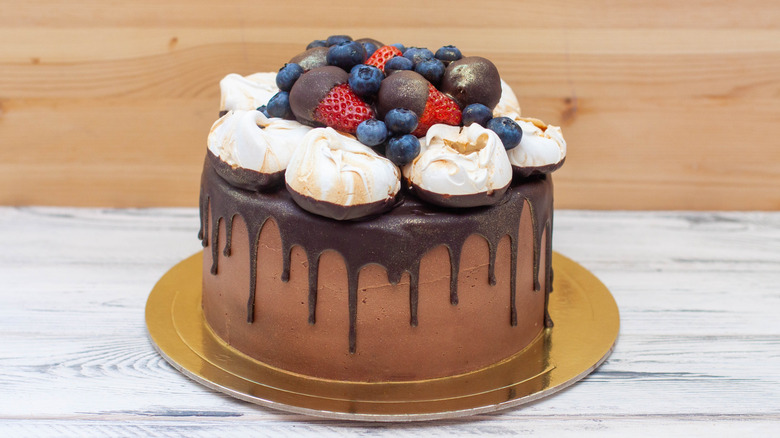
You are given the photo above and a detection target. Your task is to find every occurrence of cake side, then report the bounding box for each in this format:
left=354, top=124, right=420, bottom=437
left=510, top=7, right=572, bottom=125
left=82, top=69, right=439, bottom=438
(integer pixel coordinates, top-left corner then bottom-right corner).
left=199, top=153, right=553, bottom=381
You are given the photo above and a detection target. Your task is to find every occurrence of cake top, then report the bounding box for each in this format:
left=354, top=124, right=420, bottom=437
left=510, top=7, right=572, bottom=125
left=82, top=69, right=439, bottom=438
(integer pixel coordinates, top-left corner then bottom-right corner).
left=210, top=35, right=566, bottom=220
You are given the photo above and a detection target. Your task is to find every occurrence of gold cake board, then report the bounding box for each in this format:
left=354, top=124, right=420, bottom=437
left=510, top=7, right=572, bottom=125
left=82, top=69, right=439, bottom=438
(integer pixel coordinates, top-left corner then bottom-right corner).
left=146, top=252, right=619, bottom=421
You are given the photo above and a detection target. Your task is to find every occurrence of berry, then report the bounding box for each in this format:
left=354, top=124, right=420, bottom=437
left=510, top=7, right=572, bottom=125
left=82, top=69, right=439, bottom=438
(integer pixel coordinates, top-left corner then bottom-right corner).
left=384, top=56, right=414, bottom=75
left=307, top=40, right=327, bottom=49
left=326, top=35, right=352, bottom=46
left=414, top=58, right=445, bottom=85
left=361, top=41, right=379, bottom=58
left=256, top=105, right=270, bottom=117
left=391, top=43, right=407, bottom=53
left=275, top=63, right=304, bottom=92
left=348, top=64, right=383, bottom=98
left=314, top=83, right=375, bottom=134
left=266, top=91, right=294, bottom=120
left=365, top=45, right=404, bottom=72
left=386, top=135, right=421, bottom=166
left=384, top=108, right=418, bottom=135
left=462, top=103, right=493, bottom=127
left=403, top=47, right=434, bottom=66
left=435, top=45, right=462, bottom=63
left=487, top=117, right=523, bottom=150
left=356, top=119, right=388, bottom=146
left=327, top=41, right=367, bottom=71
left=412, top=84, right=462, bottom=137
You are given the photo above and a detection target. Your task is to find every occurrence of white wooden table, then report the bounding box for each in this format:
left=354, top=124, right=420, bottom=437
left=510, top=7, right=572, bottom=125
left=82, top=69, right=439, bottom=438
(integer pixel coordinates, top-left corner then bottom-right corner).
left=1, top=207, right=778, bottom=436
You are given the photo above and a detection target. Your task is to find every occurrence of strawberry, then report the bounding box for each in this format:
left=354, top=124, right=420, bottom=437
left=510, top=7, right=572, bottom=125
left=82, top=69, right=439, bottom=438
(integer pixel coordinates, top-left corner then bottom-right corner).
left=313, top=83, right=375, bottom=134
left=365, top=45, right=403, bottom=72
left=412, top=84, right=462, bottom=137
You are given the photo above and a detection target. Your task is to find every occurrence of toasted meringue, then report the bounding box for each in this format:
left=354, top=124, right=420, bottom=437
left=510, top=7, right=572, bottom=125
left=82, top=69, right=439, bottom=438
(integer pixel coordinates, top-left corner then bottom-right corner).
left=285, top=127, right=401, bottom=220
left=208, top=110, right=311, bottom=190
left=219, top=72, right=279, bottom=112
left=404, top=124, right=512, bottom=207
left=505, top=117, right=566, bottom=177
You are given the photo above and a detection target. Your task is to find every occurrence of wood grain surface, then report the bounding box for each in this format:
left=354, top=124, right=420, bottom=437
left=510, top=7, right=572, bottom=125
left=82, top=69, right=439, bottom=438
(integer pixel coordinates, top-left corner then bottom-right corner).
left=1, top=0, right=780, bottom=209
left=0, top=207, right=778, bottom=436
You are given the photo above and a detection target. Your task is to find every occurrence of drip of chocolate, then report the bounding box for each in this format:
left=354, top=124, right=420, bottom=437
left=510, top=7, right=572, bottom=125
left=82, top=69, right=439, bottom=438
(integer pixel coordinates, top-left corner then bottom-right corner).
left=199, top=151, right=554, bottom=354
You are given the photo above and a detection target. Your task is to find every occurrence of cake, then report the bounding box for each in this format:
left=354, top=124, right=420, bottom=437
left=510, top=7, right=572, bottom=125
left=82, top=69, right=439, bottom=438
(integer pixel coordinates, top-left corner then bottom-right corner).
left=199, top=36, right=567, bottom=382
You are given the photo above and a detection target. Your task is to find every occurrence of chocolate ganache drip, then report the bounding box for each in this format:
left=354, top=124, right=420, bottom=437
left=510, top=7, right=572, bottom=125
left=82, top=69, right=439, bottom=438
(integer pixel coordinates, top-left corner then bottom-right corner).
left=199, top=150, right=554, bottom=354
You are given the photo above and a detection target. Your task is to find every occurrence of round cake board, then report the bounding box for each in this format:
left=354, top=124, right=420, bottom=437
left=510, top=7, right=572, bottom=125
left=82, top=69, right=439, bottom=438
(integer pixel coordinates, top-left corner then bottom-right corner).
left=146, top=252, right=619, bottom=421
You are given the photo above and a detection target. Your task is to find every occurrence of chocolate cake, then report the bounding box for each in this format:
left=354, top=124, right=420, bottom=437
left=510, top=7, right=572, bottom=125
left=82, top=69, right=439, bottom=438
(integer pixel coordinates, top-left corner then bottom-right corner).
left=200, top=37, right=567, bottom=382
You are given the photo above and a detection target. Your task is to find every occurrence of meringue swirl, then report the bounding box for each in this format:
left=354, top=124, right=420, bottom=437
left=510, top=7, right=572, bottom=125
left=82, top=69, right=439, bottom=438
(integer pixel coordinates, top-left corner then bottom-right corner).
left=285, top=127, right=401, bottom=207
left=505, top=118, right=567, bottom=168
left=208, top=110, right=312, bottom=174
left=405, top=123, right=512, bottom=196
left=219, top=72, right=279, bottom=112
left=493, top=79, right=521, bottom=118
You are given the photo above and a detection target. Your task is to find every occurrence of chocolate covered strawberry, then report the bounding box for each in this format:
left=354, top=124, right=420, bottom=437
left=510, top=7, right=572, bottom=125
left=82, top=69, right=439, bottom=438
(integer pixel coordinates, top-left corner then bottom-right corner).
left=365, top=45, right=403, bottom=72
left=377, top=71, right=461, bottom=137
left=289, top=66, right=374, bottom=134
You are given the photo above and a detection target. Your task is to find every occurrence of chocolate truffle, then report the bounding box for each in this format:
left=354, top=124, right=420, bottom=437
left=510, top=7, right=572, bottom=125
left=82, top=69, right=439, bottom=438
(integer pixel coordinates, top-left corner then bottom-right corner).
left=376, top=70, right=429, bottom=119
left=289, top=47, right=329, bottom=72
left=440, top=56, right=502, bottom=110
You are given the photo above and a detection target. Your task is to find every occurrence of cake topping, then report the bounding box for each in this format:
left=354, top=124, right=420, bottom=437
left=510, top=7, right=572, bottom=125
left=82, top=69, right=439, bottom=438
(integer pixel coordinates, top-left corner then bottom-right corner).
left=219, top=72, right=278, bottom=112
left=288, top=66, right=349, bottom=125
left=434, top=45, right=463, bottom=64
left=376, top=70, right=430, bottom=118
left=365, top=45, right=404, bottom=72
left=289, top=47, right=329, bottom=72
left=326, top=41, right=368, bottom=71
left=275, top=63, right=305, bottom=92
left=285, top=127, right=400, bottom=220
left=493, top=79, right=521, bottom=117
left=208, top=110, right=311, bottom=187
left=377, top=71, right=461, bottom=137
left=486, top=116, right=523, bottom=150
left=504, top=117, right=567, bottom=177
left=462, top=103, right=493, bottom=128
left=213, top=37, right=566, bottom=216
left=404, top=123, right=512, bottom=206
left=440, top=56, right=502, bottom=110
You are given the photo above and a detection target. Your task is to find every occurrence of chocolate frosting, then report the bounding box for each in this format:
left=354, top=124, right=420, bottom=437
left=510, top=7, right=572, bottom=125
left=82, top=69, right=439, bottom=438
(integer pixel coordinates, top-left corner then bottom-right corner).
left=289, top=47, right=329, bottom=72
left=376, top=70, right=429, bottom=118
left=355, top=37, right=384, bottom=48
left=408, top=181, right=511, bottom=208
left=440, top=56, right=502, bottom=109
left=512, top=157, right=567, bottom=179
left=211, top=151, right=285, bottom=192
left=286, top=182, right=398, bottom=220
left=289, top=66, right=348, bottom=126
left=200, top=150, right=554, bottom=354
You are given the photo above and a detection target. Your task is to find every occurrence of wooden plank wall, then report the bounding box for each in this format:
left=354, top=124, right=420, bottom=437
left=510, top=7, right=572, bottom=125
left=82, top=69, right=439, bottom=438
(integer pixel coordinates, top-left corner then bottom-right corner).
left=1, top=0, right=779, bottom=210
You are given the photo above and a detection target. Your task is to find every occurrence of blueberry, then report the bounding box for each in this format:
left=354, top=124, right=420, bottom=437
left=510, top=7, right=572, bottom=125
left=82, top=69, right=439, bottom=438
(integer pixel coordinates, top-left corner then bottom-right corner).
left=391, top=43, right=407, bottom=53
left=307, top=40, right=327, bottom=49
left=356, top=119, right=388, bottom=146
left=384, top=108, right=418, bottom=135
left=384, top=56, right=414, bottom=75
left=326, top=35, right=352, bottom=46
left=414, top=58, right=445, bottom=85
left=435, top=45, right=462, bottom=62
left=348, top=64, right=383, bottom=98
left=462, top=103, right=493, bottom=127
left=275, top=63, right=304, bottom=92
left=327, top=41, right=367, bottom=71
left=256, top=105, right=270, bottom=117
left=386, top=135, right=421, bottom=166
left=361, top=41, right=379, bottom=58
left=266, top=91, right=294, bottom=120
left=403, top=47, right=434, bottom=65
left=486, top=117, right=523, bottom=150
